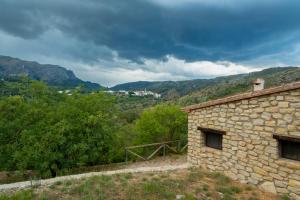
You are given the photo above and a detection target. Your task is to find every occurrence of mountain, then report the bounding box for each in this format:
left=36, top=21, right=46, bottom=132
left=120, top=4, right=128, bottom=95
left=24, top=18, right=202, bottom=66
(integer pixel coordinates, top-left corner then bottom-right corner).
left=111, top=67, right=300, bottom=101
left=178, top=67, right=300, bottom=105
left=0, top=55, right=101, bottom=90
left=110, top=79, right=214, bottom=98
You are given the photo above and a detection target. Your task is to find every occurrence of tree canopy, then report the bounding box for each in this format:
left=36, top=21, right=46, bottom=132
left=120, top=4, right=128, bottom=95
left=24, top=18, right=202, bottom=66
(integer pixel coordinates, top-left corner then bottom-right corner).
left=0, top=80, right=187, bottom=178
left=135, top=104, right=187, bottom=144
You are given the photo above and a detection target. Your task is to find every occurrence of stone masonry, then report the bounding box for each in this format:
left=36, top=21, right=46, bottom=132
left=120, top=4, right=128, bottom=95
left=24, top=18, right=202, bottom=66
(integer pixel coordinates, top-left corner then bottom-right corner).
left=184, top=81, right=300, bottom=199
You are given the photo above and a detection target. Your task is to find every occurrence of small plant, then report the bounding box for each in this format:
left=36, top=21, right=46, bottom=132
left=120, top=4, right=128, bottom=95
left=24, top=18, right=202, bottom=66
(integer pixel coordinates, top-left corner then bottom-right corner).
left=148, top=173, right=155, bottom=176
left=206, top=192, right=212, bottom=197
left=195, top=187, right=202, bottom=194
left=281, top=195, right=291, bottom=200
left=187, top=170, right=204, bottom=182
left=202, top=184, right=209, bottom=191
left=151, top=176, right=160, bottom=181
left=93, top=175, right=113, bottom=187
left=217, top=186, right=242, bottom=196
left=211, top=172, right=230, bottom=184
left=251, top=191, right=257, bottom=197
left=60, top=187, right=67, bottom=192
left=119, top=176, right=128, bottom=184
left=95, top=188, right=105, bottom=199
left=48, top=184, right=55, bottom=189
left=185, top=194, right=197, bottom=200
left=124, top=173, right=133, bottom=179
left=142, top=177, right=148, bottom=181
left=142, top=180, right=174, bottom=199
left=64, top=180, right=72, bottom=187
left=71, top=184, right=86, bottom=195
left=82, top=194, right=94, bottom=200
left=230, top=186, right=242, bottom=193
left=248, top=197, right=259, bottom=200
left=39, top=194, right=48, bottom=200
left=222, top=193, right=236, bottom=200
left=245, top=185, right=253, bottom=191
left=0, top=190, right=35, bottom=200
left=54, top=181, right=63, bottom=186
left=159, top=173, right=169, bottom=179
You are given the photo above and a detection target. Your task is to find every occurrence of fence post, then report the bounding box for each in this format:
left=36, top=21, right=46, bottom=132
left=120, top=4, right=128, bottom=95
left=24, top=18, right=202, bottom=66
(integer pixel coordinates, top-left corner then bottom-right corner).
left=177, top=140, right=181, bottom=152
left=125, top=149, right=128, bottom=163
left=163, top=144, right=166, bottom=157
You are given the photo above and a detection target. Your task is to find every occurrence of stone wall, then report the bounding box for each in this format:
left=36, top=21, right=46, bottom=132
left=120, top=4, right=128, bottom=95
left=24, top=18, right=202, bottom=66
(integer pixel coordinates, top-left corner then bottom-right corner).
left=187, top=89, right=300, bottom=199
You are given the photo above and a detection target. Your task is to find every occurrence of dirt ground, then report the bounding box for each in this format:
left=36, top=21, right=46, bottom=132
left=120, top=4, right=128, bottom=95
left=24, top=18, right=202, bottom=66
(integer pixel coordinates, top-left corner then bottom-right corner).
left=0, top=154, right=186, bottom=184
left=1, top=165, right=280, bottom=200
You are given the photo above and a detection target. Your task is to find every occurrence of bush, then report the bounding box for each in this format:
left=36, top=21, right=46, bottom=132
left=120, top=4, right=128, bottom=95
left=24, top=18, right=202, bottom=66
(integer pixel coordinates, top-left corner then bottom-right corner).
left=135, top=104, right=187, bottom=144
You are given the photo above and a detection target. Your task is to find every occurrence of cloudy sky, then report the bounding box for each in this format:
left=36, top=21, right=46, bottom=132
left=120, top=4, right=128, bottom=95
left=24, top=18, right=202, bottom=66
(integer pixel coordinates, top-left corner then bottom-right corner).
left=1, top=0, right=300, bottom=86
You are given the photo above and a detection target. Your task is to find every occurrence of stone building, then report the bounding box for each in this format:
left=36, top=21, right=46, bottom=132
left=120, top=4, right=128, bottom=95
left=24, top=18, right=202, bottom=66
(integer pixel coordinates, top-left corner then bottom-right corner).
left=183, top=80, right=300, bottom=199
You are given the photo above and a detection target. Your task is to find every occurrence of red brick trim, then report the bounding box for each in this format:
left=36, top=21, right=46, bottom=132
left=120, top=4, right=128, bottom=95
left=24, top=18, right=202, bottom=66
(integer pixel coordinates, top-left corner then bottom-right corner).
left=183, top=81, right=300, bottom=113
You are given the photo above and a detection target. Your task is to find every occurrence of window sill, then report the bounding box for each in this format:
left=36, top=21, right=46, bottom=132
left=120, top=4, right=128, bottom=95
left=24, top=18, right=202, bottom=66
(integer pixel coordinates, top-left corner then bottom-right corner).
left=203, top=146, right=222, bottom=152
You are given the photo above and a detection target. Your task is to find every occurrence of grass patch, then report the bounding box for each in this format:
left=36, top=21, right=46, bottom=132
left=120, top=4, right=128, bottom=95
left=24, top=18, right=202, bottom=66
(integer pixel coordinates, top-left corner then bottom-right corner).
left=245, top=185, right=253, bottom=191
left=159, top=173, right=169, bottom=179
left=222, top=193, right=236, bottom=200
left=202, top=184, right=209, bottom=191
left=53, top=180, right=62, bottom=186
left=185, top=194, right=197, bottom=200
left=248, top=197, right=259, bottom=200
left=142, top=180, right=175, bottom=199
left=217, top=186, right=242, bottom=195
left=48, top=184, right=56, bottom=189
left=0, top=167, right=280, bottom=200
left=123, top=173, right=133, bottom=179
left=64, top=180, right=72, bottom=187
left=281, top=195, right=291, bottom=200
left=0, top=190, right=35, bottom=200
left=186, top=168, right=205, bottom=183
left=211, top=172, right=230, bottom=184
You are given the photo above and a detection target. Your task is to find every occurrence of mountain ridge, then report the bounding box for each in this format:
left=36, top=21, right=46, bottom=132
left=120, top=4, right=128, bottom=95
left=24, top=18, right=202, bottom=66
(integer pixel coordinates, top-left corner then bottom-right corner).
left=111, top=67, right=300, bottom=98
left=1, top=55, right=299, bottom=99
left=0, top=55, right=101, bottom=90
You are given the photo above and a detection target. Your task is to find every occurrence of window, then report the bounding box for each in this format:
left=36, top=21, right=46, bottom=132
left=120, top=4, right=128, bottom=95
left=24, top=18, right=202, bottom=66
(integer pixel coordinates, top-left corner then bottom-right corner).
left=281, top=140, right=300, bottom=161
left=273, top=135, right=300, bottom=161
left=198, top=127, right=225, bottom=150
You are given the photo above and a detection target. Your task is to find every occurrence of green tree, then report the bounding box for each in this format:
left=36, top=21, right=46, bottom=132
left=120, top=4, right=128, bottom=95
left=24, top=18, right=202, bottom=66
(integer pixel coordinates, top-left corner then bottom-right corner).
left=0, top=80, right=122, bottom=177
left=135, top=104, right=187, bottom=144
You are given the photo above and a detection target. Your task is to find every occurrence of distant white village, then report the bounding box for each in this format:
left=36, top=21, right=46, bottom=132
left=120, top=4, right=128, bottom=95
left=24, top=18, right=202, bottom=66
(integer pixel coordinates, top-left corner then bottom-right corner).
left=58, top=89, right=72, bottom=95
left=105, top=89, right=161, bottom=98
left=58, top=89, right=161, bottom=98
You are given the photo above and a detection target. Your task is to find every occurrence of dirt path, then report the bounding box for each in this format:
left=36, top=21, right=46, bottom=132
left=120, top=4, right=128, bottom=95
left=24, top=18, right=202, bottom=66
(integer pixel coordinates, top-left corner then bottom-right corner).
left=0, top=155, right=188, bottom=192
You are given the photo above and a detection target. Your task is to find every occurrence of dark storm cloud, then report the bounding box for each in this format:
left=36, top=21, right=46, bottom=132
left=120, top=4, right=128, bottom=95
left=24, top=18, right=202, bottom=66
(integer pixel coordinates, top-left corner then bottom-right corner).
left=0, top=0, right=300, bottom=63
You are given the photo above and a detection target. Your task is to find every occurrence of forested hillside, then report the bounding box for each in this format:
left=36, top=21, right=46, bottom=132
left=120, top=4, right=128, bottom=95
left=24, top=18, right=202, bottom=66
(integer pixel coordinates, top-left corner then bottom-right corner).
left=0, top=79, right=187, bottom=179
left=178, top=67, right=300, bottom=106
left=111, top=67, right=300, bottom=100
left=0, top=55, right=101, bottom=90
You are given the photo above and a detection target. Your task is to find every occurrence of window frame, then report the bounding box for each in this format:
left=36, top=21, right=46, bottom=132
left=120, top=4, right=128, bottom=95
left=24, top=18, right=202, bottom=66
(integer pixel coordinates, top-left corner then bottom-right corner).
left=198, top=127, right=226, bottom=150
left=273, top=135, right=300, bottom=162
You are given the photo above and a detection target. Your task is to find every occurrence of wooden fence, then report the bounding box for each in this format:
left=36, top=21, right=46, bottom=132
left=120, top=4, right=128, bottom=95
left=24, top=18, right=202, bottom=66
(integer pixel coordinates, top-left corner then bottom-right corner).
left=125, top=140, right=187, bottom=162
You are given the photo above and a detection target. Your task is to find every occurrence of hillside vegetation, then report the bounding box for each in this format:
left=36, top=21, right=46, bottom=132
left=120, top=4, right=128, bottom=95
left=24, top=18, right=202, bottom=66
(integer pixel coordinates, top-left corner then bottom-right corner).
left=0, top=79, right=187, bottom=180
left=0, top=55, right=101, bottom=90
left=111, top=67, right=300, bottom=101
left=0, top=167, right=281, bottom=200
left=178, top=67, right=300, bottom=106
